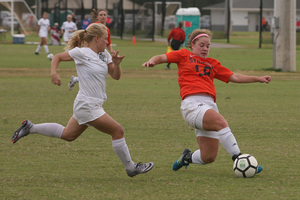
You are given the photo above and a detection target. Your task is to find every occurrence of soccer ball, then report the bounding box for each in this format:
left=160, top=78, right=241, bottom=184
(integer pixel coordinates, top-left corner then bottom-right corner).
left=47, top=53, right=54, bottom=60
left=233, top=154, right=258, bottom=178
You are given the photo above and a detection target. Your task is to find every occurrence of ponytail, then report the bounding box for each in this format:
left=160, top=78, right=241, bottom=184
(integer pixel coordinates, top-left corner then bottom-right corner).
left=64, top=23, right=107, bottom=50
left=64, top=30, right=86, bottom=50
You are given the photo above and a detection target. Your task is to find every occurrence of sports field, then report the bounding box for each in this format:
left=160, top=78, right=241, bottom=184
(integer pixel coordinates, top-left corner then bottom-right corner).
left=0, top=33, right=300, bottom=199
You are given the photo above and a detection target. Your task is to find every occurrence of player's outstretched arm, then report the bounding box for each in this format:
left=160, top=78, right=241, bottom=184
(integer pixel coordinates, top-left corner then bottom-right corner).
left=142, top=54, right=168, bottom=68
left=229, top=74, right=271, bottom=84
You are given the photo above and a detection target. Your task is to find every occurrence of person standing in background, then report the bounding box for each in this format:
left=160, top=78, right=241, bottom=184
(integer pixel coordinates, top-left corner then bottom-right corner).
left=61, top=15, right=77, bottom=44
left=166, top=21, right=186, bottom=69
left=35, top=12, right=51, bottom=55
left=91, top=9, right=115, bottom=54
left=81, top=15, right=91, bottom=30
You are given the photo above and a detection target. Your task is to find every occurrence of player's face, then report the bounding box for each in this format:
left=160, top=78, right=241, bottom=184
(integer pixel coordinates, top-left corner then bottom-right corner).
left=191, top=37, right=210, bottom=58
left=67, top=15, right=72, bottom=22
left=43, top=13, right=48, bottom=19
left=97, top=11, right=107, bottom=24
left=97, top=31, right=108, bottom=52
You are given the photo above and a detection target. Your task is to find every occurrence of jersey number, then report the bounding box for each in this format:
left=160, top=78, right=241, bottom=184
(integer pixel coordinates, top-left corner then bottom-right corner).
left=195, top=65, right=211, bottom=77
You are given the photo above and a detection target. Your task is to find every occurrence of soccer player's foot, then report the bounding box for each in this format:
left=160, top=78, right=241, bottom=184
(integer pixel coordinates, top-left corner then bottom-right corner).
left=12, top=120, right=33, bottom=143
left=68, top=76, right=77, bottom=91
left=232, top=153, right=242, bottom=161
left=257, top=165, right=263, bottom=174
left=172, top=148, right=192, bottom=171
left=126, top=162, right=154, bottom=177
left=35, top=52, right=39, bottom=55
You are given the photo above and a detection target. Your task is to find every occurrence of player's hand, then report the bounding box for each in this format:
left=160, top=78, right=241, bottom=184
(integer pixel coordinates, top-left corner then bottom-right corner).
left=260, top=76, right=271, bottom=83
left=51, top=73, right=62, bottom=86
left=112, top=50, right=125, bottom=65
left=142, top=61, right=155, bottom=68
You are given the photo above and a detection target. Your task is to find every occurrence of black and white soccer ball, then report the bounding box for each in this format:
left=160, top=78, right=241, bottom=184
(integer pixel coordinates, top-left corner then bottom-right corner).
left=233, top=154, right=258, bottom=178
left=47, top=53, right=54, bottom=60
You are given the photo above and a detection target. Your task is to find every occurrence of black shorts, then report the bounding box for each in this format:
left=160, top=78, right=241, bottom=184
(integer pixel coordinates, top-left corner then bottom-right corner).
left=171, top=40, right=182, bottom=50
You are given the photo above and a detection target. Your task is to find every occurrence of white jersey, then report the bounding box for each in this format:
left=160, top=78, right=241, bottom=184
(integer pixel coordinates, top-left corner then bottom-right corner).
left=38, top=18, right=50, bottom=37
left=61, top=21, right=77, bottom=41
left=68, top=47, right=112, bottom=100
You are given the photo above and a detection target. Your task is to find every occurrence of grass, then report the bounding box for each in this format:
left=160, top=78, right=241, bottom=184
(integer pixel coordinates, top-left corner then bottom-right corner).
left=0, top=32, right=300, bottom=199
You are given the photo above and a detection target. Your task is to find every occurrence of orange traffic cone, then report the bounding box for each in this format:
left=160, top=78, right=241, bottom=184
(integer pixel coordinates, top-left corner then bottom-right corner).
left=132, top=36, right=136, bottom=45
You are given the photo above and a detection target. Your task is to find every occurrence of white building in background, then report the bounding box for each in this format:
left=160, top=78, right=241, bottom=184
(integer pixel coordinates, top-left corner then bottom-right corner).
left=203, top=0, right=300, bottom=32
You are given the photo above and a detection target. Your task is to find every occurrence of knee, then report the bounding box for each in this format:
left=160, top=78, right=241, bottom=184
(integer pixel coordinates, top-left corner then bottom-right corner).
left=203, top=111, right=228, bottom=131
left=61, top=131, right=79, bottom=142
left=214, top=118, right=228, bottom=131
left=62, top=135, right=78, bottom=142
left=201, top=153, right=217, bottom=164
left=111, top=124, right=124, bottom=140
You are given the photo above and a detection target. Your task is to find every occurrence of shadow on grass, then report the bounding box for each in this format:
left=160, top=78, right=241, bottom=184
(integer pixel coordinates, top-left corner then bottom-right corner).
left=262, top=67, right=282, bottom=72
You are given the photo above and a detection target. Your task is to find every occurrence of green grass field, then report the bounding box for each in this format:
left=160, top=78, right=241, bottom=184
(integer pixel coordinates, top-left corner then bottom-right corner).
left=0, top=33, right=300, bottom=199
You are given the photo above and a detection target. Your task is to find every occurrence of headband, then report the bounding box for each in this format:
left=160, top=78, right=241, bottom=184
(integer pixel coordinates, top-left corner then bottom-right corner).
left=191, top=33, right=210, bottom=44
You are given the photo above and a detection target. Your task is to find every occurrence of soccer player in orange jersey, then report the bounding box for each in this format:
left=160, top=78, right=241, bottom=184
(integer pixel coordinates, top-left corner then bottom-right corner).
left=142, top=29, right=271, bottom=174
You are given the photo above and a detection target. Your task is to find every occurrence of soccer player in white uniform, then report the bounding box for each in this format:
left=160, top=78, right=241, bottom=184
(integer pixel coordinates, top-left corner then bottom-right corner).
left=61, top=15, right=77, bottom=44
left=35, top=12, right=50, bottom=55
left=12, top=23, right=154, bottom=178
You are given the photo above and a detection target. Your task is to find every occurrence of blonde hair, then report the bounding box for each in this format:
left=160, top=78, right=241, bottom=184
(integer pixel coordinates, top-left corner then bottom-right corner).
left=64, top=23, right=107, bottom=50
left=187, top=29, right=212, bottom=49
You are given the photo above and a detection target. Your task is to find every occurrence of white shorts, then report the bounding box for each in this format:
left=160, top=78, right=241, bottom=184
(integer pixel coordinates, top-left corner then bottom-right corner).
left=180, top=94, right=219, bottom=139
left=73, top=93, right=106, bottom=125
left=63, top=35, right=70, bottom=42
left=39, top=33, right=48, bottom=38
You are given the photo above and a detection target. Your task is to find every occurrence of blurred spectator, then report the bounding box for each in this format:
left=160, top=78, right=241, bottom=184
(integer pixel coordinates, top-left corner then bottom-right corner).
left=262, top=17, right=268, bottom=31
left=50, top=22, right=61, bottom=46
left=71, top=12, right=80, bottom=29
left=166, top=21, right=186, bottom=69
left=81, top=15, right=91, bottom=30
left=296, top=19, right=300, bottom=32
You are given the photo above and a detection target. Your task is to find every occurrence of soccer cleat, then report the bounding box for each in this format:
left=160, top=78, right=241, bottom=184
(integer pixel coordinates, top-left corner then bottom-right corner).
left=126, top=162, right=154, bottom=177
left=232, top=153, right=242, bottom=161
left=257, top=165, right=263, bottom=174
left=35, top=52, right=39, bottom=55
left=12, top=120, right=33, bottom=144
left=172, top=148, right=192, bottom=171
left=68, top=76, right=77, bottom=91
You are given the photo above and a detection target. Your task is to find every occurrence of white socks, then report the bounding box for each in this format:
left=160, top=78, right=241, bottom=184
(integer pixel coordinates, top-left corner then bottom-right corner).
left=30, top=123, right=64, bottom=138
left=191, top=149, right=206, bottom=165
left=35, top=45, right=49, bottom=54
left=43, top=45, right=49, bottom=54
left=218, top=127, right=241, bottom=157
left=29, top=124, right=136, bottom=170
left=191, top=127, right=240, bottom=165
left=112, top=138, right=135, bottom=171
left=35, top=45, right=41, bottom=53
left=74, top=77, right=79, bottom=82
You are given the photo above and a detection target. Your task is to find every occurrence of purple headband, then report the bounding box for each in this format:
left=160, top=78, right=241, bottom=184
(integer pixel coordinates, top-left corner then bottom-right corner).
left=191, top=33, right=210, bottom=44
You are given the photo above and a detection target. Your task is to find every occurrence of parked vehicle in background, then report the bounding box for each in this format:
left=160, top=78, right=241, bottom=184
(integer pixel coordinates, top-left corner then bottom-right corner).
left=200, top=15, right=211, bottom=29
left=2, top=16, right=19, bottom=27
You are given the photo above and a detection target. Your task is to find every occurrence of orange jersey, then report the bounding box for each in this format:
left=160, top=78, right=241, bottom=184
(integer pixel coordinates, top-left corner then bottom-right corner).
left=166, top=49, right=233, bottom=102
left=93, top=22, right=111, bottom=46
left=168, top=27, right=186, bottom=43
